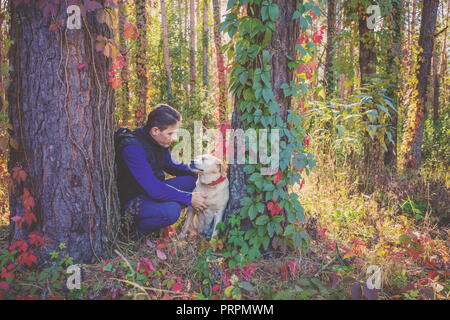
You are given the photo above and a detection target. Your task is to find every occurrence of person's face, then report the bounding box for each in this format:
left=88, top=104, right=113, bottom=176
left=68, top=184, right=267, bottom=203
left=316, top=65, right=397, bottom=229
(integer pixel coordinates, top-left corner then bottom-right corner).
left=149, top=121, right=180, bottom=148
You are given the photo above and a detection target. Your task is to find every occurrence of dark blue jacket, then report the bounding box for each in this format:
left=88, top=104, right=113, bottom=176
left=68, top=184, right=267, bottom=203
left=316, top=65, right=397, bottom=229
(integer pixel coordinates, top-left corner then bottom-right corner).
left=116, top=126, right=197, bottom=209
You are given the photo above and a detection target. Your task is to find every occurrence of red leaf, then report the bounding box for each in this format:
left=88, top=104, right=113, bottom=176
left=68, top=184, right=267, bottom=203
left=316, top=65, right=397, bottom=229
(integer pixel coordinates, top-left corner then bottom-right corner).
left=11, top=216, right=23, bottom=230
left=156, top=249, right=167, bottom=260
left=286, top=261, right=299, bottom=278
left=124, top=22, right=139, bottom=41
left=1, top=267, right=13, bottom=281
left=141, top=257, right=155, bottom=272
left=312, top=31, right=323, bottom=44
left=29, top=231, right=44, bottom=248
left=0, top=281, right=9, bottom=290
left=23, top=211, right=37, bottom=227
left=171, top=277, right=183, bottom=293
left=77, top=64, right=86, bottom=70
left=304, top=135, right=310, bottom=147
left=21, top=188, right=35, bottom=210
left=281, top=265, right=288, bottom=281
left=296, top=63, right=306, bottom=75
left=273, top=170, right=282, bottom=184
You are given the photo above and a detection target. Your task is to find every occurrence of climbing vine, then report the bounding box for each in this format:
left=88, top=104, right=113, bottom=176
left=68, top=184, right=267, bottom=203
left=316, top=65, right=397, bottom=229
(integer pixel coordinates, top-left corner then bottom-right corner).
left=219, top=0, right=320, bottom=269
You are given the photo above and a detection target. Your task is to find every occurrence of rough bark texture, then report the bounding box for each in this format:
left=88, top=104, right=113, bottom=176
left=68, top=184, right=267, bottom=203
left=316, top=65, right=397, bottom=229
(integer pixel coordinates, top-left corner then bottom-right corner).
left=212, top=0, right=227, bottom=123
left=189, top=0, right=196, bottom=98
left=432, top=42, right=439, bottom=123
left=7, top=1, right=119, bottom=264
left=202, top=0, right=209, bottom=91
left=161, top=0, right=173, bottom=101
left=384, top=0, right=403, bottom=169
left=134, top=0, right=148, bottom=126
left=324, top=0, right=336, bottom=97
left=402, top=0, right=439, bottom=169
left=118, top=0, right=130, bottom=126
left=358, top=0, right=380, bottom=177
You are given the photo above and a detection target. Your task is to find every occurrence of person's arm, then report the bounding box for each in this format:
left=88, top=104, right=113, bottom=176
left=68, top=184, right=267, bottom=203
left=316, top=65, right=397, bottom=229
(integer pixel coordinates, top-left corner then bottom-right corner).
left=164, top=149, right=198, bottom=178
left=121, top=145, right=192, bottom=206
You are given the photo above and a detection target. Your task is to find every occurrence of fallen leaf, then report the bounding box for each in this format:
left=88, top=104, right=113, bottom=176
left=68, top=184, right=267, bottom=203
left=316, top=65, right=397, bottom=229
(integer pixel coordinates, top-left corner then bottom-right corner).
left=156, top=249, right=167, bottom=260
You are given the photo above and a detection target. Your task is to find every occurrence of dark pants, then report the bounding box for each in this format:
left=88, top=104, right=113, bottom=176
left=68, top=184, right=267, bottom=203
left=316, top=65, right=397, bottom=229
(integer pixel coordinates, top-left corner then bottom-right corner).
left=125, top=175, right=197, bottom=236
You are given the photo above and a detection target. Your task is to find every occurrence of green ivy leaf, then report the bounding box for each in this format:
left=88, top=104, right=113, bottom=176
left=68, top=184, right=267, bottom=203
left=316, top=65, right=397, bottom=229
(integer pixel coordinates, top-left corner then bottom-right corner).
left=255, top=215, right=269, bottom=226
left=268, top=4, right=279, bottom=21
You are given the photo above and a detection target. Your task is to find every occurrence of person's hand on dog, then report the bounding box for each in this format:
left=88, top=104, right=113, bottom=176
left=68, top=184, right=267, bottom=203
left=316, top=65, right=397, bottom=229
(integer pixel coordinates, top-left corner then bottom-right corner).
left=191, top=192, right=209, bottom=212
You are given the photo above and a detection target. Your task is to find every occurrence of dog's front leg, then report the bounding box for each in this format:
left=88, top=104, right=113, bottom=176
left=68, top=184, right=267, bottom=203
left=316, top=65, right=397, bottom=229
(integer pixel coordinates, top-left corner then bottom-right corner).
left=179, top=206, right=193, bottom=238
left=211, top=207, right=226, bottom=239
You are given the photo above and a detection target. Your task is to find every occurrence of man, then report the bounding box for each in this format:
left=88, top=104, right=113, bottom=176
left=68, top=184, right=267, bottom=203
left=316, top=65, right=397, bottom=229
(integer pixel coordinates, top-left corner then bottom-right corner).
left=117, top=104, right=209, bottom=235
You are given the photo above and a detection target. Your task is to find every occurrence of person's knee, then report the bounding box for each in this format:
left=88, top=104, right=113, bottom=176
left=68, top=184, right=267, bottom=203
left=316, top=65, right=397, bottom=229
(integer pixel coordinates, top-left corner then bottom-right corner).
left=186, top=175, right=197, bottom=192
left=165, top=202, right=182, bottom=225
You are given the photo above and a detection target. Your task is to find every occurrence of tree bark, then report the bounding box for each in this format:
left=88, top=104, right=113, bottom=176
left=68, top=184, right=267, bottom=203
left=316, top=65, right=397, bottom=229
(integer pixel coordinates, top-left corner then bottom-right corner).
left=161, top=0, right=173, bottom=102
left=212, top=0, right=227, bottom=123
left=358, top=0, right=379, bottom=176
left=202, top=0, right=209, bottom=91
left=189, top=0, right=196, bottom=99
left=7, top=0, right=118, bottom=264
left=324, top=0, right=336, bottom=97
left=118, top=0, right=130, bottom=126
left=401, top=0, right=439, bottom=169
left=384, top=0, right=403, bottom=169
left=134, top=0, right=148, bottom=126
left=432, top=41, right=439, bottom=123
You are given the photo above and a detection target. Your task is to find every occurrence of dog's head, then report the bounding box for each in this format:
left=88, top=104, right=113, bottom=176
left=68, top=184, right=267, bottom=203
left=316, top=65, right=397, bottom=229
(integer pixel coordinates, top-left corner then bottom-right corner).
left=189, top=154, right=227, bottom=185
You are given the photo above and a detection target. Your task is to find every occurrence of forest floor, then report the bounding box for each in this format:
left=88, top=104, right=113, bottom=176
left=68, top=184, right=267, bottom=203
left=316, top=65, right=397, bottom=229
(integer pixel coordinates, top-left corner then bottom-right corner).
left=0, top=164, right=448, bottom=300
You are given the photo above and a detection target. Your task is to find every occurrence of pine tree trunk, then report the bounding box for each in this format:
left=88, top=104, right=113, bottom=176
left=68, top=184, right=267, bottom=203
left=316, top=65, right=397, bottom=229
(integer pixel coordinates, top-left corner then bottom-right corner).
left=7, top=1, right=118, bottom=264
left=212, top=0, right=227, bottom=123
left=202, top=0, right=209, bottom=91
left=135, top=0, right=148, bottom=126
left=359, top=0, right=379, bottom=177
left=161, top=0, right=173, bottom=102
left=401, top=0, right=439, bottom=169
left=440, top=5, right=449, bottom=113
left=432, top=42, right=439, bottom=123
left=118, top=0, right=130, bottom=126
left=384, top=0, right=403, bottom=169
left=324, top=0, right=336, bottom=97
left=189, top=0, right=196, bottom=99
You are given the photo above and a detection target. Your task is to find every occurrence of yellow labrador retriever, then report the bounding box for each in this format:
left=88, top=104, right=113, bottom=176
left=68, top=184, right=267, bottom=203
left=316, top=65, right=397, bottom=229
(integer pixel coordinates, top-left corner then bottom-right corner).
left=180, top=154, right=229, bottom=240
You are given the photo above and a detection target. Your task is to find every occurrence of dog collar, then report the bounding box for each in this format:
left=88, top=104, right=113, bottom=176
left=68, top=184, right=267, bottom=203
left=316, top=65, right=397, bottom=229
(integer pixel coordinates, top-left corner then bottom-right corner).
left=207, top=176, right=226, bottom=186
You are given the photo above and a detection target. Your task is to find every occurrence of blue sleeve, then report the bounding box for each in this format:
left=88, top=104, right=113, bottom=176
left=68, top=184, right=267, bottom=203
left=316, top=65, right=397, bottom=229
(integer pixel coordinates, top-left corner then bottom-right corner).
left=164, top=149, right=198, bottom=178
left=121, top=145, right=192, bottom=206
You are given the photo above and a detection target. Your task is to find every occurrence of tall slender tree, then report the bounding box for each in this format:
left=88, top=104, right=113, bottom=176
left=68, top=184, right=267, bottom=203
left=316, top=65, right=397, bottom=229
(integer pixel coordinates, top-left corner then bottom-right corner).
left=202, top=0, right=209, bottom=91
left=212, top=0, right=227, bottom=123
left=357, top=0, right=380, bottom=174
left=134, top=0, right=148, bottom=126
left=384, top=0, right=403, bottom=169
left=324, top=0, right=336, bottom=97
left=401, top=0, right=439, bottom=170
left=189, top=0, right=196, bottom=99
left=118, top=0, right=130, bottom=126
left=161, top=0, right=173, bottom=101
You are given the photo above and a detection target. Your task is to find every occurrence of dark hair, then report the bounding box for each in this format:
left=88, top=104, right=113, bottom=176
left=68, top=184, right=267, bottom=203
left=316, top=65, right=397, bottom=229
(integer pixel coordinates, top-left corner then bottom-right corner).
left=145, top=104, right=181, bottom=131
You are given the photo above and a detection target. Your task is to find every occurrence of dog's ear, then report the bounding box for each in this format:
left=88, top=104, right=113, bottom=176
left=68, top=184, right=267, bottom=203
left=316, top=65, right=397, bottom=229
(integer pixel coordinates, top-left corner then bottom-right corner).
left=219, top=161, right=227, bottom=176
